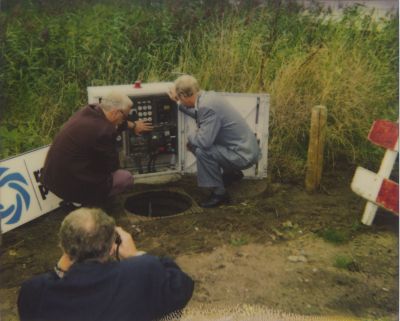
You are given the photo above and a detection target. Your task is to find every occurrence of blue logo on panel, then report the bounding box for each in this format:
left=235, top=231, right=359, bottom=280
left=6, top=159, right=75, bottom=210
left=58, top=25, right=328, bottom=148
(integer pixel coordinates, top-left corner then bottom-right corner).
left=0, top=167, right=31, bottom=225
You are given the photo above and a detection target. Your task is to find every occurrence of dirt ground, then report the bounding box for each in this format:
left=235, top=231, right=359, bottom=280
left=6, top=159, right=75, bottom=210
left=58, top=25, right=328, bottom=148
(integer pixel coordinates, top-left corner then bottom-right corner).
left=0, top=169, right=398, bottom=321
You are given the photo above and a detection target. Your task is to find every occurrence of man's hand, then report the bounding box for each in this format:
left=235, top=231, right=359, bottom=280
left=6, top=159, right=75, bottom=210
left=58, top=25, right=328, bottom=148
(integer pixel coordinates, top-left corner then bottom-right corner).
left=57, top=253, right=73, bottom=272
left=114, top=226, right=138, bottom=259
left=128, top=120, right=153, bottom=135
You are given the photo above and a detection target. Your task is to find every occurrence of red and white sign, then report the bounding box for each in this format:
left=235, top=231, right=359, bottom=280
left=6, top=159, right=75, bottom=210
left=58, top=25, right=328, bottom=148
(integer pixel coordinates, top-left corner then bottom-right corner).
left=368, top=119, right=398, bottom=151
left=351, top=119, right=398, bottom=225
left=351, top=167, right=398, bottom=214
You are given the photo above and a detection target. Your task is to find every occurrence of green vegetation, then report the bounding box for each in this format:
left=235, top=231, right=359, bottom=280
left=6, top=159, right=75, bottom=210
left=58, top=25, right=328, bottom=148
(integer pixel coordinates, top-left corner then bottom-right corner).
left=1, top=1, right=398, bottom=179
left=334, top=254, right=358, bottom=271
left=318, top=227, right=349, bottom=244
left=230, top=235, right=248, bottom=247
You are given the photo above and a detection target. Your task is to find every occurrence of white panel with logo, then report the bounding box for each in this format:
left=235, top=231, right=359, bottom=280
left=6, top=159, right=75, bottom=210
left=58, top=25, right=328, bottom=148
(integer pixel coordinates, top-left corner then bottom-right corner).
left=0, top=146, right=61, bottom=233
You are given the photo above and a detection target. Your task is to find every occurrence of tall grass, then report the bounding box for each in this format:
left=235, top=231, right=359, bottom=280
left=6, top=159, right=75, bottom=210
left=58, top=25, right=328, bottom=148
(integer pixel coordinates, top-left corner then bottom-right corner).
left=0, top=1, right=398, bottom=179
left=172, top=6, right=398, bottom=178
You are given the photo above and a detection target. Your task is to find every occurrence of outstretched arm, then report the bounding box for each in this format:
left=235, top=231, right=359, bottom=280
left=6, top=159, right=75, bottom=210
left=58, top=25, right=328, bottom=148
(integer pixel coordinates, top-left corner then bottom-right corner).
left=150, top=256, right=194, bottom=318
left=114, top=225, right=194, bottom=318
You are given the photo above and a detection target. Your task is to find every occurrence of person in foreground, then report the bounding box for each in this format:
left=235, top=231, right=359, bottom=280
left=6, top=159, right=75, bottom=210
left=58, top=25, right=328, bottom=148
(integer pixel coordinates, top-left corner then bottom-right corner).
left=18, top=207, right=194, bottom=321
left=42, top=91, right=153, bottom=206
left=169, top=75, right=261, bottom=208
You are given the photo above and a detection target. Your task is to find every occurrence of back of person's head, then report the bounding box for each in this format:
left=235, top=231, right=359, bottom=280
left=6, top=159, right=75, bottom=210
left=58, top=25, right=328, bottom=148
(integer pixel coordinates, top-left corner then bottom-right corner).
left=59, top=208, right=115, bottom=262
left=174, top=75, right=200, bottom=98
left=100, top=91, right=133, bottom=112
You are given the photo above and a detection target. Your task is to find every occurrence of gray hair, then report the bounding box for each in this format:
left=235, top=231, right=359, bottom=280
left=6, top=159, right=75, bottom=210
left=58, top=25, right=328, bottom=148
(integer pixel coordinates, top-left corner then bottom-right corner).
left=59, top=208, right=116, bottom=262
left=100, top=91, right=133, bottom=112
left=174, top=75, right=200, bottom=98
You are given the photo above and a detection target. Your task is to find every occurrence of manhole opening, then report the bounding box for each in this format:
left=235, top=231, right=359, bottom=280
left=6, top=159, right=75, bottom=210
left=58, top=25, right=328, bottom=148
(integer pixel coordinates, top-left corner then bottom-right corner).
left=124, top=191, right=193, bottom=218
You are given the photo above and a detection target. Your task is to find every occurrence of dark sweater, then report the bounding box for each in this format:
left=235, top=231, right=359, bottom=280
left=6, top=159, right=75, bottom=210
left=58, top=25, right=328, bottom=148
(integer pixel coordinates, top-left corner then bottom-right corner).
left=43, top=105, right=120, bottom=204
left=18, top=255, right=194, bottom=321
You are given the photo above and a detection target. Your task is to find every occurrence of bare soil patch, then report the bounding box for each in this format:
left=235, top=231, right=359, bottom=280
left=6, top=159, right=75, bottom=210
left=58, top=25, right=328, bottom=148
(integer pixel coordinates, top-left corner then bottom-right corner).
left=0, top=170, right=398, bottom=320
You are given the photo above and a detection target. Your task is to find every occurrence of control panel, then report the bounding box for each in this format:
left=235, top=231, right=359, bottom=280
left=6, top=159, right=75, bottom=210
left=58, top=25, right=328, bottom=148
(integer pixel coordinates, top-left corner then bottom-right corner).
left=123, top=94, right=178, bottom=174
left=87, top=82, right=269, bottom=180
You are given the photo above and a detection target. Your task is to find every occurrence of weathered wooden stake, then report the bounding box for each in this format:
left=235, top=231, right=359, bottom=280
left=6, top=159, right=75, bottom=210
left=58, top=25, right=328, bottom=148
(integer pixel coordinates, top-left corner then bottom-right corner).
left=305, top=105, right=327, bottom=192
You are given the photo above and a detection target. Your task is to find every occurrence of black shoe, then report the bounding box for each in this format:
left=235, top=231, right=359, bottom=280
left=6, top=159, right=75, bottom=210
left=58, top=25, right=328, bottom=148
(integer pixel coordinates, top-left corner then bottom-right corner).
left=200, top=192, right=230, bottom=208
left=222, top=170, right=244, bottom=187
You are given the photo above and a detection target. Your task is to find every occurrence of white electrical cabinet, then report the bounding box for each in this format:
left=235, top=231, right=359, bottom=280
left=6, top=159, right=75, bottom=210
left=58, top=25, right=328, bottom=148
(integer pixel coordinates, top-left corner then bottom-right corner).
left=87, top=82, right=270, bottom=179
left=0, top=82, right=269, bottom=233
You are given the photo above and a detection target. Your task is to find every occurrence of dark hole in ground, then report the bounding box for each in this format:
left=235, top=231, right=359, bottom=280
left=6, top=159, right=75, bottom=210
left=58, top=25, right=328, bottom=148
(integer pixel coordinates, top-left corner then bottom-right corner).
left=124, top=191, right=192, bottom=217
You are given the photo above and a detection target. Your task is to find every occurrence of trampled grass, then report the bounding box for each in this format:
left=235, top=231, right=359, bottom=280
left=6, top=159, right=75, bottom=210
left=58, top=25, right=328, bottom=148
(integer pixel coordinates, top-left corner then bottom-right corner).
left=0, top=1, right=398, bottom=179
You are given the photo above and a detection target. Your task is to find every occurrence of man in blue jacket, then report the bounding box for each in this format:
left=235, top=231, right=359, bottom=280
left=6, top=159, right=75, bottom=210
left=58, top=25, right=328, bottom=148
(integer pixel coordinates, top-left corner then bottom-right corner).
left=170, top=75, right=261, bottom=208
left=18, top=208, right=194, bottom=321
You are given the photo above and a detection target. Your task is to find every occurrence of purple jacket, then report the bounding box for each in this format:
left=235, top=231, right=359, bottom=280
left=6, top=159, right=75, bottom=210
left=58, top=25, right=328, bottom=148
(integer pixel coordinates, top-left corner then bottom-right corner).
left=43, top=105, right=120, bottom=204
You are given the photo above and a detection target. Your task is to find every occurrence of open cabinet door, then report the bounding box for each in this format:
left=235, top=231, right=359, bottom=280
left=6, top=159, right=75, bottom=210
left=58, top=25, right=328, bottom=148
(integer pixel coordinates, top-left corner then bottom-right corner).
left=180, top=92, right=269, bottom=179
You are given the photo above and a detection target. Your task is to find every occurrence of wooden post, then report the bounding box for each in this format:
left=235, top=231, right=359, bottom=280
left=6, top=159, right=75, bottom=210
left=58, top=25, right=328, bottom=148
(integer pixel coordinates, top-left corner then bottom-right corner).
left=305, top=105, right=327, bottom=192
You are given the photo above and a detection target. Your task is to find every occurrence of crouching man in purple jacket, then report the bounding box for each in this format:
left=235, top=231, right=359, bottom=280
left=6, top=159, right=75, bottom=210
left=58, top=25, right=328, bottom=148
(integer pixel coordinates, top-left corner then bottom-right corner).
left=18, top=208, right=194, bottom=321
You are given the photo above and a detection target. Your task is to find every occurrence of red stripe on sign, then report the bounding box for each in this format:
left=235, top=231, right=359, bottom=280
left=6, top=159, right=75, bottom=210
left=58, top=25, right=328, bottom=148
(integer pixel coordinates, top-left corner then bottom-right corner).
left=368, top=120, right=398, bottom=150
left=376, top=179, right=399, bottom=214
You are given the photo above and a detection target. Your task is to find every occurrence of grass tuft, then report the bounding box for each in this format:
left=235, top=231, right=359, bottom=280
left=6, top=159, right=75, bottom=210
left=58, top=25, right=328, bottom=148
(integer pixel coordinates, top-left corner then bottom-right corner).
left=334, top=254, right=359, bottom=271
left=318, top=228, right=349, bottom=244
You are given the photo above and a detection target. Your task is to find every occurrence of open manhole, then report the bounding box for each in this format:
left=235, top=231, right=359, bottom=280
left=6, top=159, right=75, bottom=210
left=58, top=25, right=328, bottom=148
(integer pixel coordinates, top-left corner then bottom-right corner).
left=124, top=190, right=194, bottom=218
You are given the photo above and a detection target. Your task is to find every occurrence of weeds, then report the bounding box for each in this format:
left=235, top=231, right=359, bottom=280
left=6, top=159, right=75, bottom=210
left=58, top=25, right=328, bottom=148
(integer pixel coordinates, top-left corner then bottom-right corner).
left=230, top=236, right=248, bottom=247
left=318, top=227, right=349, bottom=244
left=0, top=2, right=398, bottom=180
left=334, top=254, right=359, bottom=271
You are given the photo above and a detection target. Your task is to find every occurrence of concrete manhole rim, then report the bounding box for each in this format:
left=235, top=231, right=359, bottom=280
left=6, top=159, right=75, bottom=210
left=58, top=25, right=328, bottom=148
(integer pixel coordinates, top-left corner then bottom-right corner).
left=123, top=188, right=203, bottom=221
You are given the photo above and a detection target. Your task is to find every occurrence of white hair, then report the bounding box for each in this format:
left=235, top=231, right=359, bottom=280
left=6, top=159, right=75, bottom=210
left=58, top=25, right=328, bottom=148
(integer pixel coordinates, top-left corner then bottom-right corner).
left=174, top=75, right=200, bottom=98
left=100, top=91, right=133, bottom=112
